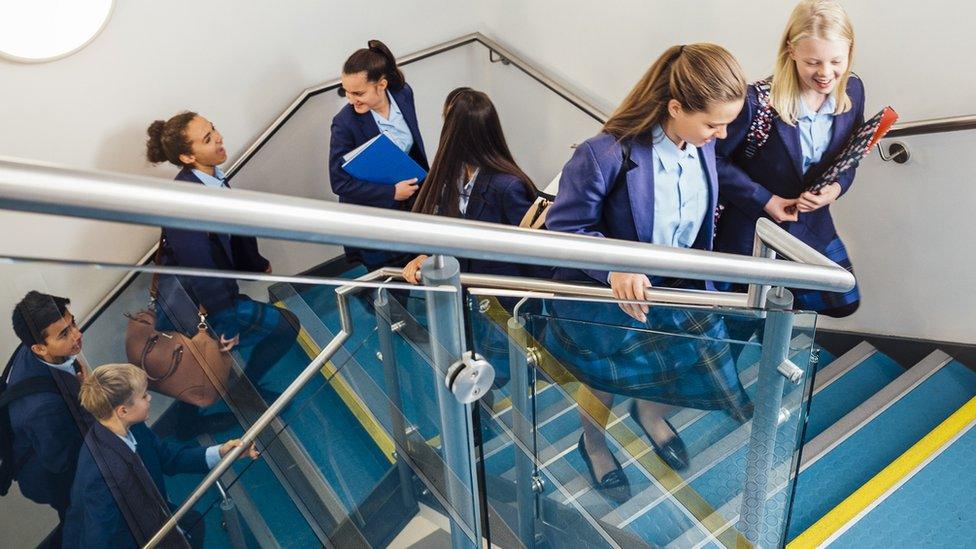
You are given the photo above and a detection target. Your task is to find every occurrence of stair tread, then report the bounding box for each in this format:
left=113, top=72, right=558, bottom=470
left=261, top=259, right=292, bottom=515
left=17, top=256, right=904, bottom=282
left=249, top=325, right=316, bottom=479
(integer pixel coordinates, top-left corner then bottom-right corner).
left=788, top=359, right=976, bottom=539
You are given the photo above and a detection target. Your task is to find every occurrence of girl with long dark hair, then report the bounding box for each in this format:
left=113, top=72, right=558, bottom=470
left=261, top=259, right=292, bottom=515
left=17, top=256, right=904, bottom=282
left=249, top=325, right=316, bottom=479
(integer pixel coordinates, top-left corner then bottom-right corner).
left=401, top=87, right=538, bottom=283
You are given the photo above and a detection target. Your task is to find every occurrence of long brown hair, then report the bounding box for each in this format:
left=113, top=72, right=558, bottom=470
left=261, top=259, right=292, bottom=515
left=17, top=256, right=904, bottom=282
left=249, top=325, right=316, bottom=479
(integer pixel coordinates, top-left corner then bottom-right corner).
left=603, top=43, right=746, bottom=142
left=412, top=88, right=535, bottom=217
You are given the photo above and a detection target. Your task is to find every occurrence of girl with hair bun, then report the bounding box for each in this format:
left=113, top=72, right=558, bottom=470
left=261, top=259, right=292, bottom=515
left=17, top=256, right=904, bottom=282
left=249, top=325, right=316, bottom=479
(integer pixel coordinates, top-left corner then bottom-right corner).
left=716, top=0, right=864, bottom=317
left=144, top=112, right=300, bottom=438
left=329, top=39, right=430, bottom=271
left=544, top=43, right=752, bottom=501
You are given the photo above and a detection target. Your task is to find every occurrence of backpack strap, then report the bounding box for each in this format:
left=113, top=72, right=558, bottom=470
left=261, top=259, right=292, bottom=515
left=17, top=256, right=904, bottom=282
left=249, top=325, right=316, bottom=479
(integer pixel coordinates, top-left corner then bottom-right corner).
left=744, top=79, right=774, bottom=159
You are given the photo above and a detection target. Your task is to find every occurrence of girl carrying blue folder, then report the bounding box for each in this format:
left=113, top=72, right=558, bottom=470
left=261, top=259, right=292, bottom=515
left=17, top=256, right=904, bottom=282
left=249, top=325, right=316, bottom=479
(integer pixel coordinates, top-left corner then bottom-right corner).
left=716, top=0, right=863, bottom=316
left=329, top=40, right=430, bottom=271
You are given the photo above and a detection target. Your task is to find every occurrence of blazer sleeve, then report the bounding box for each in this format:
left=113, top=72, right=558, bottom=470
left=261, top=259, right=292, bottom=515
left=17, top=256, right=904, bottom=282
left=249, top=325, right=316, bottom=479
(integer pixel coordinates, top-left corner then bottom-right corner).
left=544, top=142, right=613, bottom=284
left=835, top=77, right=866, bottom=196
left=18, top=394, right=82, bottom=476
left=499, top=177, right=535, bottom=226
left=145, top=427, right=209, bottom=476
left=162, top=228, right=238, bottom=318
left=715, top=88, right=774, bottom=218
left=76, top=465, right=127, bottom=548
left=328, top=118, right=397, bottom=206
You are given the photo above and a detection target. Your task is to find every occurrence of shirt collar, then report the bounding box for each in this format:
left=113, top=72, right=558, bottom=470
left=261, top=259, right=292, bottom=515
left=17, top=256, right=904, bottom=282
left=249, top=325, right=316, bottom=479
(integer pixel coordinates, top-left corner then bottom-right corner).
left=373, top=91, right=402, bottom=123
left=39, top=354, right=77, bottom=375
left=652, top=124, right=698, bottom=174
left=117, top=429, right=138, bottom=453
left=799, top=95, right=837, bottom=121
left=191, top=165, right=226, bottom=188
left=462, top=168, right=480, bottom=190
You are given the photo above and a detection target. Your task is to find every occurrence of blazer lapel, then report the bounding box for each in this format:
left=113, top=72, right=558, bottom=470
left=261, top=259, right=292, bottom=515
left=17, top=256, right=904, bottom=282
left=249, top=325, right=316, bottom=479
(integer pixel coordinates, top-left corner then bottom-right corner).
left=823, top=106, right=856, bottom=164
left=625, top=142, right=654, bottom=244
left=392, top=87, right=424, bottom=153
left=464, top=171, right=490, bottom=221
left=356, top=109, right=381, bottom=141
left=775, top=118, right=804, bottom=179
left=694, top=142, right=719, bottom=250
left=180, top=169, right=235, bottom=260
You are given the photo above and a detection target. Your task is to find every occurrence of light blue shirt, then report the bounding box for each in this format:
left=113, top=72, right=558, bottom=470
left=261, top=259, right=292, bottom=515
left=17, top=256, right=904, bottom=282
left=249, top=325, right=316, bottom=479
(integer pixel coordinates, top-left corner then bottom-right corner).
left=191, top=165, right=226, bottom=188
left=117, top=428, right=222, bottom=469
left=458, top=168, right=480, bottom=215
left=798, top=96, right=836, bottom=174
left=40, top=355, right=77, bottom=375
left=650, top=124, right=709, bottom=249
left=370, top=92, right=414, bottom=154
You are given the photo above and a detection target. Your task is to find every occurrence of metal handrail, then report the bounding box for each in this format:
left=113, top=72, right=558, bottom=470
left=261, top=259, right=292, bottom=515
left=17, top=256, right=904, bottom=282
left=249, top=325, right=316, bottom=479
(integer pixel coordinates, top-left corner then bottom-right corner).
left=0, top=157, right=854, bottom=294
left=887, top=114, right=976, bottom=138
left=225, top=32, right=607, bottom=179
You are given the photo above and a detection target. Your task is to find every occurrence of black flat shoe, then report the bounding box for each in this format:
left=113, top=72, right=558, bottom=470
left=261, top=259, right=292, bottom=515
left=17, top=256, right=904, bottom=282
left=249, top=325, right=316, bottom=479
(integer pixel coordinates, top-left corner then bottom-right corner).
left=630, top=402, right=689, bottom=472
left=578, top=433, right=631, bottom=504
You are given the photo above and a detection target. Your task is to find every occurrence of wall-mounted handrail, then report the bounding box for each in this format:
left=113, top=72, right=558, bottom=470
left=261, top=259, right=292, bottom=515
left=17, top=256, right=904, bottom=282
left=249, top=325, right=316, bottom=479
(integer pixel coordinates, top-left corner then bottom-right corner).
left=0, top=157, right=854, bottom=294
left=887, top=114, right=976, bottom=138
left=225, top=31, right=608, bottom=179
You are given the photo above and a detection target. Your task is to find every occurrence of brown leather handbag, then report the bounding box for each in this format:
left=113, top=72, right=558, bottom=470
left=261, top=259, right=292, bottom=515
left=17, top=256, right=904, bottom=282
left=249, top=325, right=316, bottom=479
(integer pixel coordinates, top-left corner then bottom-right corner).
left=123, top=237, right=233, bottom=407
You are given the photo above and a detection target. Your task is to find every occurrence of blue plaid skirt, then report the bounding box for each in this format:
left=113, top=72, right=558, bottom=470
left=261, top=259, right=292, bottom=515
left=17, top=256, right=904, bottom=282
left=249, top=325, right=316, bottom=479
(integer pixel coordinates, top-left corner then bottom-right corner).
left=792, top=236, right=860, bottom=312
left=543, top=297, right=749, bottom=412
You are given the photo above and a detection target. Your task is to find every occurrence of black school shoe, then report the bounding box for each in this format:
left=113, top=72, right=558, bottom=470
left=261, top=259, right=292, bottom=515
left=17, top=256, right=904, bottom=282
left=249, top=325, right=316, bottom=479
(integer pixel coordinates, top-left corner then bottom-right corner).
left=578, top=433, right=631, bottom=504
left=630, top=402, right=689, bottom=472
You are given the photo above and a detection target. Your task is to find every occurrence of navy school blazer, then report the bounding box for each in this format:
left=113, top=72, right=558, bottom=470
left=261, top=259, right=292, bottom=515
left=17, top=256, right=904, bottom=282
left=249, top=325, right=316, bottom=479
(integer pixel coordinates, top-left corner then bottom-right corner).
left=157, top=167, right=270, bottom=334
left=545, top=131, right=719, bottom=286
left=328, top=83, right=430, bottom=210
left=715, top=76, right=865, bottom=256
left=7, top=345, right=91, bottom=513
left=458, top=170, right=547, bottom=279
left=63, top=421, right=209, bottom=548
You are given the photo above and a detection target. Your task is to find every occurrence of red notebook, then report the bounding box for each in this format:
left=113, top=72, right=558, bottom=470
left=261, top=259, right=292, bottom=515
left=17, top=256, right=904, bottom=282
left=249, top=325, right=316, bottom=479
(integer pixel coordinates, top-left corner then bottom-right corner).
left=808, top=106, right=899, bottom=192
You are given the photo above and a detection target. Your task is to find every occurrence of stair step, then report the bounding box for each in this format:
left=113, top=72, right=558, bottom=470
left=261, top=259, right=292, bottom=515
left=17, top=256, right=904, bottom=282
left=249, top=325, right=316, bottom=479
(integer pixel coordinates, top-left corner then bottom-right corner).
left=805, top=344, right=902, bottom=441
left=827, top=402, right=976, bottom=548
left=788, top=353, right=976, bottom=539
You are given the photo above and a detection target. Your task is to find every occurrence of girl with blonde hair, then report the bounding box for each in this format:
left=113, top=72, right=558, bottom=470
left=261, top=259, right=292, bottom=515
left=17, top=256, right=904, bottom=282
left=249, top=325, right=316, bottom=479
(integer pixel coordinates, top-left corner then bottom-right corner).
left=716, top=0, right=864, bottom=316
left=545, top=43, right=751, bottom=502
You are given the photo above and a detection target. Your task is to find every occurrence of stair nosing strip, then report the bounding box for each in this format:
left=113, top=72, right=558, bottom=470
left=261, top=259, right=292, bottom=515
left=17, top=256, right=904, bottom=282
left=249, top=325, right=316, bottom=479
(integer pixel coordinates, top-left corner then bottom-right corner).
left=800, top=350, right=954, bottom=472
left=812, top=341, right=877, bottom=393
left=821, top=416, right=976, bottom=547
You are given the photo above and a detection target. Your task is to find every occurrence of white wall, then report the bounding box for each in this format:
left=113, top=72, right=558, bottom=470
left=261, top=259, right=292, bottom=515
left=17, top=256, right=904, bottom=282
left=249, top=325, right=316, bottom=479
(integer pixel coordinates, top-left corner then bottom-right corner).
left=479, top=0, right=976, bottom=343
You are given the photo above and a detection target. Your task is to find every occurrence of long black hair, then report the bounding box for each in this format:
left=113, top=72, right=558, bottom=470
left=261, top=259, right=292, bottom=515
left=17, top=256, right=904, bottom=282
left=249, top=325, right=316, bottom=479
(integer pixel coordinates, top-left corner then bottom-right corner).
left=341, top=39, right=405, bottom=91
left=413, top=88, right=536, bottom=217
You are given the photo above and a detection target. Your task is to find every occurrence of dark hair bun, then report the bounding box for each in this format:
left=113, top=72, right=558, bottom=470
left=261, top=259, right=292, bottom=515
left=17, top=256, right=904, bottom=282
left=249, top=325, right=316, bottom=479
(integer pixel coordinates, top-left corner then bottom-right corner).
left=146, top=120, right=168, bottom=164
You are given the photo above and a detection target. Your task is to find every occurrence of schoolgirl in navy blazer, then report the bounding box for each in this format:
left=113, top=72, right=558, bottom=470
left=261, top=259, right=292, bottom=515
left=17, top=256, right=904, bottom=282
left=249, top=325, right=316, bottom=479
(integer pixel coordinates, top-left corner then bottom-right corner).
left=330, top=40, right=429, bottom=269
left=715, top=0, right=863, bottom=315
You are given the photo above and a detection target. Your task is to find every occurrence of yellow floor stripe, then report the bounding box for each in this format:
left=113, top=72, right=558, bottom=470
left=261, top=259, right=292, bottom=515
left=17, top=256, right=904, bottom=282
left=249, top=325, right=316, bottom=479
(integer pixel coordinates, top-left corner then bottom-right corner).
left=789, top=395, right=976, bottom=549
left=479, top=297, right=751, bottom=548
left=277, top=298, right=396, bottom=463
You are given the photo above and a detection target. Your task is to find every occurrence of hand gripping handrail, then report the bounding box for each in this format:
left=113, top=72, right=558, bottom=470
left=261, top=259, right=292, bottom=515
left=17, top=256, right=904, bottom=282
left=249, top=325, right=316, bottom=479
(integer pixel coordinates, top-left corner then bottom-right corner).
left=0, top=157, right=854, bottom=295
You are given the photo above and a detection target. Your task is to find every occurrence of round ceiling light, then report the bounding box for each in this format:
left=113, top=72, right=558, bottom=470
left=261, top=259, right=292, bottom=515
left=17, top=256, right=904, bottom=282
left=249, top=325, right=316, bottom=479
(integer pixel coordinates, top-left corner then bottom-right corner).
left=0, top=0, right=115, bottom=63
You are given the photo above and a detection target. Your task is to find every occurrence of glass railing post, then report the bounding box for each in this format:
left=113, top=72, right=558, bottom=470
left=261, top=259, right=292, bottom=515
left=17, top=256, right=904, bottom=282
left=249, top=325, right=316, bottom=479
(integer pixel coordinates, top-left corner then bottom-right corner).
left=375, top=288, right=420, bottom=513
left=507, top=313, right=538, bottom=547
left=739, top=287, right=795, bottom=545
left=422, top=255, right=483, bottom=549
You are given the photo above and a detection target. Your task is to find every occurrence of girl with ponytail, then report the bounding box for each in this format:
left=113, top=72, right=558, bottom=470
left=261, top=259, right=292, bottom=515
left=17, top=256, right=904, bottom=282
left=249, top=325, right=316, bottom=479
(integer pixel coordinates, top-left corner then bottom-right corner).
left=544, top=44, right=751, bottom=501
left=329, top=39, right=430, bottom=271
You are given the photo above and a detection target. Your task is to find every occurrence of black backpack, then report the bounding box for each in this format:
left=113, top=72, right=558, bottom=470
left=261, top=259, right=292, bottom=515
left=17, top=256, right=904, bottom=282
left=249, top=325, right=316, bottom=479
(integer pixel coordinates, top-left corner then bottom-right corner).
left=0, top=352, right=58, bottom=495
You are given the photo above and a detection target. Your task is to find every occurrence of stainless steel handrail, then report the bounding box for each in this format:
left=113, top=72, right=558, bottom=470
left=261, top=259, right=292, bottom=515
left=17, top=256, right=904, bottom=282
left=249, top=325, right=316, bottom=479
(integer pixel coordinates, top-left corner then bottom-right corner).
left=225, top=32, right=607, bottom=179
left=887, top=114, right=976, bottom=138
left=0, top=157, right=855, bottom=294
